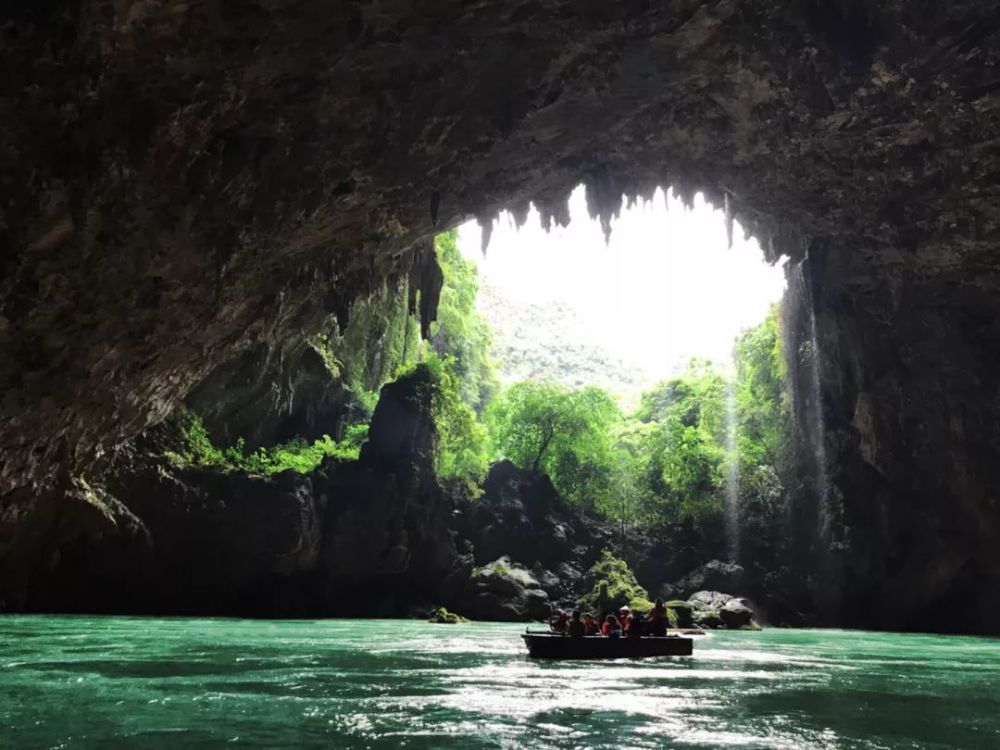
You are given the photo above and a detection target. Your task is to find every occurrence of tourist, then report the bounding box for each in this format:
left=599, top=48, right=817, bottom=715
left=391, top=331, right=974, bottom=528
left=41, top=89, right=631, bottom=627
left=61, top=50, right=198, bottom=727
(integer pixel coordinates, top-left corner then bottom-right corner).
left=647, top=598, right=668, bottom=637
left=618, top=605, right=633, bottom=632
left=626, top=614, right=644, bottom=638
left=567, top=610, right=585, bottom=638
left=583, top=612, right=600, bottom=635
left=602, top=614, right=622, bottom=637
left=550, top=609, right=569, bottom=634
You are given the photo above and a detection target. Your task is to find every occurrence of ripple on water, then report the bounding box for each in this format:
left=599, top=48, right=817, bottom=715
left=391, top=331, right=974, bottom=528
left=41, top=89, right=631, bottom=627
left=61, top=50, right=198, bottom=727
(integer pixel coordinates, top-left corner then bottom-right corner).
left=2, top=619, right=1000, bottom=749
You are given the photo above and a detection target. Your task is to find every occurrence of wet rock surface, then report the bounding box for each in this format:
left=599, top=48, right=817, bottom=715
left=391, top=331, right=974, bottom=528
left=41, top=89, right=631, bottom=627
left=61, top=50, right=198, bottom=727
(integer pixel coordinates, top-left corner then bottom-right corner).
left=2, top=2, right=1000, bottom=631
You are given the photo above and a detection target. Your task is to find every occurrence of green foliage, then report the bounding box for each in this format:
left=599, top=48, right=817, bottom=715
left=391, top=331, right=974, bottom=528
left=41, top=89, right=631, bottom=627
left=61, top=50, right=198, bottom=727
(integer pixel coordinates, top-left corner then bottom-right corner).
left=170, top=411, right=367, bottom=476
left=597, top=309, right=793, bottom=543
left=429, top=230, right=498, bottom=412
left=168, top=410, right=228, bottom=466
left=485, top=381, right=620, bottom=508
left=731, top=306, right=795, bottom=564
left=399, top=354, right=490, bottom=493
left=169, top=223, right=794, bottom=552
left=317, top=279, right=424, bottom=419
left=629, top=370, right=729, bottom=528
left=579, top=549, right=654, bottom=614
left=428, top=607, right=469, bottom=624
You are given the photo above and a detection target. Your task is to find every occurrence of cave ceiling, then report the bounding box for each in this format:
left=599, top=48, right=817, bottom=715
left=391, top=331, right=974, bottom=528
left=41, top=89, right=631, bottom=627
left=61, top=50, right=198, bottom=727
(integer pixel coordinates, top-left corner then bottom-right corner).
left=1, top=0, right=999, bottom=496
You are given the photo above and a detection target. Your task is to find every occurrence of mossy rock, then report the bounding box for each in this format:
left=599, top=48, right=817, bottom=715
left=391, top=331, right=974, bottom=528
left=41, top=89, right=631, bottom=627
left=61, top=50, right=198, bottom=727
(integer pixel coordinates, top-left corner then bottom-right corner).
left=579, top=550, right=653, bottom=615
left=428, top=607, right=468, bottom=624
left=693, top=609, right=722, bottom=629
left=666, top=600, right=694, bottom=628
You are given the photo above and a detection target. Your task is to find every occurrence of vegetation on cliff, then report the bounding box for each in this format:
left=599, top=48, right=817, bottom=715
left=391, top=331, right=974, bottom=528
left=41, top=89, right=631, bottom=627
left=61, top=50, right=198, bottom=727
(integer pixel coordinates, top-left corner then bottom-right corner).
left=428, top=231, right=498, bottom=413
left=168, top=410, right=368, bottom=475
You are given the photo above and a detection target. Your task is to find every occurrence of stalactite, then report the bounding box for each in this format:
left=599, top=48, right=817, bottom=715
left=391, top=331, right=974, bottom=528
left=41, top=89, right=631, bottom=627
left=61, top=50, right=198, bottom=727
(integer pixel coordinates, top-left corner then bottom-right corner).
left=510, top=201, right=531, bottom=230
left=478, top=215, right=494, bottom=255
left=724, top=192, right=735, bottom=249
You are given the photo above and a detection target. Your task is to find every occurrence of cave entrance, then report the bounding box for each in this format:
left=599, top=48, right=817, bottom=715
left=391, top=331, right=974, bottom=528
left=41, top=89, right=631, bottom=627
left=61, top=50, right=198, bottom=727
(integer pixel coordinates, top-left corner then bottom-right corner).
left=422, top=185, right=809, bottom=612
left=458, top=184, right=787, bottom=408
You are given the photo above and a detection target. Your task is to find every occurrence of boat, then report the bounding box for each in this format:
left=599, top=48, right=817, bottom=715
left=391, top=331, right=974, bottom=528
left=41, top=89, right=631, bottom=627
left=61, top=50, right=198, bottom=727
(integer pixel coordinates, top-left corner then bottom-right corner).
left=521, top=631, right=694, bottom=659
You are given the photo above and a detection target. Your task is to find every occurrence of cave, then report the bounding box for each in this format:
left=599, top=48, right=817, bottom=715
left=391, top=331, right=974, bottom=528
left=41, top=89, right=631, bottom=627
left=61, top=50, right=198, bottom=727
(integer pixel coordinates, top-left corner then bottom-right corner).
left=2, top=1, right=1000, bottom=634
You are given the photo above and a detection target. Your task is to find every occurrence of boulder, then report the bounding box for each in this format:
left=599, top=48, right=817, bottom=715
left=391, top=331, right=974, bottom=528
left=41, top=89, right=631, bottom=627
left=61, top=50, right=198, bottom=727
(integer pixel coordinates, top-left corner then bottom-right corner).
left=579, top=549, right=653, bottom=615
left=666, top=600, right=694, bottom=628
left=693, top=609, right=723, bottom=629
left=532, top=566, right=566, bottom=600
left=458, top=556, right=551, bottom=621
left=428, top=607, right=468, bottom=624
left=675, top=561, right=745, bottom=598
left=720, top=599, right=754, bottom=629
left=688, top=590, right=734, bottom=611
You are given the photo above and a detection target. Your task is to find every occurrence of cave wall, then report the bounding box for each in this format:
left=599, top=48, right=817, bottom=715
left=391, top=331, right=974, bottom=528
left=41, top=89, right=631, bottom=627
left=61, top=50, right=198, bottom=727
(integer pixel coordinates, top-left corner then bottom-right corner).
left=3, top=1, right=1000, bottom=628
left=26, top=367, right=463, bottom=616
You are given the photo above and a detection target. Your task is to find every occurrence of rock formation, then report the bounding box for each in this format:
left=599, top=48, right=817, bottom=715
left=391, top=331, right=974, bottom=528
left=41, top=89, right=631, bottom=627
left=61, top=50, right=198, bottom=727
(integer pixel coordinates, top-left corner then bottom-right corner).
left=3, top=2, right=1000, bottom=631
left=24, top=367, right=464, bottom=616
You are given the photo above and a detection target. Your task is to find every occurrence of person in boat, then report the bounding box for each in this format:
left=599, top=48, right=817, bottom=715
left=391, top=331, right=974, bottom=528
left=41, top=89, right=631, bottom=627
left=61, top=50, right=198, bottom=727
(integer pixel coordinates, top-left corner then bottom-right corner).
left=626, top=611, right=645, bottom=638
left=618, top=606, right=633, bottom=632
left=647, top=598, right=668, bottom=637
left=602, top=614, right=623, bottom=637
left=583, top=612, right=600, bottom=636
left=567, top=610, right=585, bottom=637
left=550, top=609, right=570, bottom=634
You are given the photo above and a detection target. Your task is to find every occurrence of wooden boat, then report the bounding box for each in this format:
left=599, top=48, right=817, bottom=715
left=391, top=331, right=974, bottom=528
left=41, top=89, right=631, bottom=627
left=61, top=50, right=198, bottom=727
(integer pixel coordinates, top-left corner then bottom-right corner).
left=521, top=631, right=694, bottom=659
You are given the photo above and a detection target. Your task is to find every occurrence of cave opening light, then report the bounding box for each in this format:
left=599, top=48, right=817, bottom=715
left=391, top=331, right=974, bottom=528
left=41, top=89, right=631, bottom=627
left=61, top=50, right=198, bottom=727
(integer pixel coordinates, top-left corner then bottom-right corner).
left=458, top=184, right=787, bottom=561
left=457, top=184, right=788, bottom=395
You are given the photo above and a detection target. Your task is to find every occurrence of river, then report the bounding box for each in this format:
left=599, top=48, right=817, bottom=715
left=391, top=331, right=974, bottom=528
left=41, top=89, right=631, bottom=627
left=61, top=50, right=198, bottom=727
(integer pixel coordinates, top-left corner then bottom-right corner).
left=1, top=617, right=998, bottom=748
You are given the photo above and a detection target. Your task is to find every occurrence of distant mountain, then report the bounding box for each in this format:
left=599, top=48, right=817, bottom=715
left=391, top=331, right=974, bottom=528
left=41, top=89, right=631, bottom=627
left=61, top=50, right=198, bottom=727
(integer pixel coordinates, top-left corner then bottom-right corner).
left=476, top=280, right=662, bottom=406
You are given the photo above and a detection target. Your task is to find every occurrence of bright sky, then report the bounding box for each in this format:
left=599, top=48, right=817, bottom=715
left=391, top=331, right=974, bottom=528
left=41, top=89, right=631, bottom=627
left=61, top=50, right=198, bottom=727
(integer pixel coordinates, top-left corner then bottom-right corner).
left=457, top=185, right=787, bottom=384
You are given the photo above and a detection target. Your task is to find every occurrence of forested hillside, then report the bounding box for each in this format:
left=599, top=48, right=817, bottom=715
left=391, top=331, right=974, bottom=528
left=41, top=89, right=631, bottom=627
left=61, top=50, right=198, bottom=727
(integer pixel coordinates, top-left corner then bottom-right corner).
left=476, top=281, right=657, bottom=404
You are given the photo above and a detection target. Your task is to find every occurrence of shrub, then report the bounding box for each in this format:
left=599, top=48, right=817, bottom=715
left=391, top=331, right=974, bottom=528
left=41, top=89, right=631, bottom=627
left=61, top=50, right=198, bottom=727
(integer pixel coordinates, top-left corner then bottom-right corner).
left=168, top=412, right=368, bottom=476
left=579, top=549, right=653, bottom=614
left=428, top=607, right=469, bottom=624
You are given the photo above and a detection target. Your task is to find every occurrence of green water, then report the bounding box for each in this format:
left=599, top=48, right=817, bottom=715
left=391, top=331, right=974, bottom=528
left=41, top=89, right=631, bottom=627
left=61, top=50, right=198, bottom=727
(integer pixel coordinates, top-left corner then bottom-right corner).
left=2, top=618, right=999, bottom=749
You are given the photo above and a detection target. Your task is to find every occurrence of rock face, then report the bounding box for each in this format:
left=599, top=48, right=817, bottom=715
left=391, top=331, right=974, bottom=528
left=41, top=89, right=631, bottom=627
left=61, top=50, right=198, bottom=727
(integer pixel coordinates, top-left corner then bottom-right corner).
left=184, top=341, right=361, bottom=451
left=459, top=461, right=609, bottom=605
left=3, top=2, right=1000, bottom=631
left=312, top=366, right=460, bottom=614
left=23, top=368, right=462, bottom=616
left=457, top=556, right=551, bottom=622
left=674, top=560, right=746, bottom=599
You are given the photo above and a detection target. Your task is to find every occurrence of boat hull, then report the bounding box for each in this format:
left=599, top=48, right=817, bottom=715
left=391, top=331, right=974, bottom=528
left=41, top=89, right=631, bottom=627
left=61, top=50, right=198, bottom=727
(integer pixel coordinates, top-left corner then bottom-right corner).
left=521, top=633, right=693, bottom=659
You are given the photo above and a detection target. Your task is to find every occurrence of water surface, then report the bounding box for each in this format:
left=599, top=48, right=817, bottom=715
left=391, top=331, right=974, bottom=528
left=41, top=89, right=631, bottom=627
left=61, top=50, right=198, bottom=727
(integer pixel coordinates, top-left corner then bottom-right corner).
left=2, top=617, right=998, bottom=748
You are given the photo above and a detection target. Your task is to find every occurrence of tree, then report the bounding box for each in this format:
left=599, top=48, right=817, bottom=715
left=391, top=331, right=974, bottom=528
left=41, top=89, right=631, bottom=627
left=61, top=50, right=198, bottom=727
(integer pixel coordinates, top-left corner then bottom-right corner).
left=633, top=365, right=728, bottom=530
left=485, top=381, right=620, bottom=507
left=424, top=354, right=490, bottom=487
